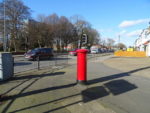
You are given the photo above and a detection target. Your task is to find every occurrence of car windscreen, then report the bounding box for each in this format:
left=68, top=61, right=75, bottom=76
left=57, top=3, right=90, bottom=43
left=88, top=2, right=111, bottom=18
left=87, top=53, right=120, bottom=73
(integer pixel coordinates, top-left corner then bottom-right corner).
left=27, top=49, right=40, bottom=54
left=92, top=49, right=97, bottom=51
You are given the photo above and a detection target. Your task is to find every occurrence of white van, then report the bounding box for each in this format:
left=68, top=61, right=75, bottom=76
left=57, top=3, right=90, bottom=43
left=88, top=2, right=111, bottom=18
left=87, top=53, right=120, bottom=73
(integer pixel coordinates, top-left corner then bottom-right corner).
left=90, top=46, right=99, bottom=54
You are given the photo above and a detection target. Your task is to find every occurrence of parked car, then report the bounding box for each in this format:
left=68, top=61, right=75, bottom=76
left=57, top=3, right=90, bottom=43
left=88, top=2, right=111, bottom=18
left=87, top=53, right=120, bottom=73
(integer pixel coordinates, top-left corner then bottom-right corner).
left=24, top=48, right=53, bottom=60
left=91, top=49, right=99, bottom=54
left=90, top=46, right=100, bottom=54
left=69, top=49, right=78, bottom=56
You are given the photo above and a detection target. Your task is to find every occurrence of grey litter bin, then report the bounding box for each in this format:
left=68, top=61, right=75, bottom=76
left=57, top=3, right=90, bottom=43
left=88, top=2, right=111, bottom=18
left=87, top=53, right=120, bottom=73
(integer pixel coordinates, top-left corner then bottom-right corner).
left=0, top=52, right=14, bottom=81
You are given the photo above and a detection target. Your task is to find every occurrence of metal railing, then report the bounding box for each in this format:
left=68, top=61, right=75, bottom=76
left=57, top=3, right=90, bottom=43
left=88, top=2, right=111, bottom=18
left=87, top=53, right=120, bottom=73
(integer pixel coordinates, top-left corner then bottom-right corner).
left=13, top=52, right=113, bottom=74
left=13, top=53, right=69, bottom=73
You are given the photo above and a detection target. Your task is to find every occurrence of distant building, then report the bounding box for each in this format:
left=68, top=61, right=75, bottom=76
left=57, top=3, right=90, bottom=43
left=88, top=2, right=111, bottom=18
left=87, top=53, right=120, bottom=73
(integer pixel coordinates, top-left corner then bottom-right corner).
left=135, top=27, right=150, bottom=56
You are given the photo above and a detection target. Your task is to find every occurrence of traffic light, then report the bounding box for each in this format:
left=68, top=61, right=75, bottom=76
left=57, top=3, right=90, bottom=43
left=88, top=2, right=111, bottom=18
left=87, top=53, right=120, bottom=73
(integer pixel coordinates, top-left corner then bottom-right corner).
left=81, top=34, right=87, bottom=44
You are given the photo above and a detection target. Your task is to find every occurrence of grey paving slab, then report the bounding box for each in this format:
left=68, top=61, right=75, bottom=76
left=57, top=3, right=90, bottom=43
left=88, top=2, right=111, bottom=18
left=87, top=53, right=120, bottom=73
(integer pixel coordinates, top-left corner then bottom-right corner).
left=1, top=56, right=150, bottom=113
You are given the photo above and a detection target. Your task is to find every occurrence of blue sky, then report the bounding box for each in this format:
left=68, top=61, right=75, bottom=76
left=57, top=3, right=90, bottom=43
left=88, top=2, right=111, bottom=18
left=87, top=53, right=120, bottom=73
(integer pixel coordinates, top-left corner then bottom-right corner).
left=22, top=0, right=150, bottom=47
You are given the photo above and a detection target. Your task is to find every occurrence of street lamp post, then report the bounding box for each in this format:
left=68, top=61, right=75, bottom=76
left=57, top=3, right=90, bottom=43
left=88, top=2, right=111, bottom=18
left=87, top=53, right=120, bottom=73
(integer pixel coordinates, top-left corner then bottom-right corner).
left=3, top=0, right=7, bottom=52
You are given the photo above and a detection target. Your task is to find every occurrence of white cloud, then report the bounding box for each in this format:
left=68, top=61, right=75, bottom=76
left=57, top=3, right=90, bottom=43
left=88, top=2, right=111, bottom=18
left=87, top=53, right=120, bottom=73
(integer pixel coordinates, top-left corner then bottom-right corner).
left=117, top=29, right=142, bottom=37
left=119, top=19, right=150, bottom=28
left=126, top=29, right=142, bottom=37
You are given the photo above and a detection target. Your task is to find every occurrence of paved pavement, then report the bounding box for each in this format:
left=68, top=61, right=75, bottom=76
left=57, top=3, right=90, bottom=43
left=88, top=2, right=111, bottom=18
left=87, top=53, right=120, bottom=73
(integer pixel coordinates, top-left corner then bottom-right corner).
left=88, top=58, right=150, bottom=113
left=103, top=57, right=150, bottom=78
left=1, top=55, right=150, bottom=113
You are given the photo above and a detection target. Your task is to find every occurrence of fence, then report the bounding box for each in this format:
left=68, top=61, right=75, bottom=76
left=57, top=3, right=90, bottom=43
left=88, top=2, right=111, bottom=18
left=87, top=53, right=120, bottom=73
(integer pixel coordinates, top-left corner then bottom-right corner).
left=87, top=52, right=113, bottom=60
left=13, top=52, right=113, bottom=74
left=13, top=53, right=69, bottom=73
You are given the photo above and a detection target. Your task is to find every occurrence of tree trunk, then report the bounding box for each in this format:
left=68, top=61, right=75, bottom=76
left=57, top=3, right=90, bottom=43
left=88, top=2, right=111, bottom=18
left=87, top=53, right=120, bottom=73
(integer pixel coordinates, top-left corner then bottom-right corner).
left=8, top=40, right=12, bottom=52
left=56, top=40, right=60, bottom=52
left=13, top=39, right=17, bottom=52
left=38, top=40, right=41, bottom=48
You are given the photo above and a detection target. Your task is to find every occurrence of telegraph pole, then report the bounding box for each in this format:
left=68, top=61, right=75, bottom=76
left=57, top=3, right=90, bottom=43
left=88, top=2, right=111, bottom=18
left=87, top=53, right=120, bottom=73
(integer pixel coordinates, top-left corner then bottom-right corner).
left=118, top=35, right=120, bottom=44
left=118, top=35, right=120, bottom=50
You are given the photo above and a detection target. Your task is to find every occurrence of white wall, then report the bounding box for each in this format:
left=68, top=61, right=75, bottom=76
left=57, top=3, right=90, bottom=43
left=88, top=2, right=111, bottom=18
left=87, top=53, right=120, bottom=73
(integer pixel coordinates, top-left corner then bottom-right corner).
left=146, top=43, right=150, bottom=56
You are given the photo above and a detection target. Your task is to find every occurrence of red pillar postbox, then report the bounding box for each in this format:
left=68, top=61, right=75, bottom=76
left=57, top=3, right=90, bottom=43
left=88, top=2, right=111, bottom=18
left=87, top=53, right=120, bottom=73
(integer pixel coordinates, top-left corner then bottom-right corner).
left=77, top=49, right=88, bottom=84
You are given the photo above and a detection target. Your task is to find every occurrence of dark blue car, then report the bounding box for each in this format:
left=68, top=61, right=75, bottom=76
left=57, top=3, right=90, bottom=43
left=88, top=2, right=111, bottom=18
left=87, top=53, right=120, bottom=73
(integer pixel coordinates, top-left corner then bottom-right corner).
left=24, top=48, right=53, bottom=60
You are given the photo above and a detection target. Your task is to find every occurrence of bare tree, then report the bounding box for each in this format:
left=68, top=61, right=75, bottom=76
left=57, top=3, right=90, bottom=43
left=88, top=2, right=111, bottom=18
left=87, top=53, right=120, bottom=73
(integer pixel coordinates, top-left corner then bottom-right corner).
left=36, top=15, right=54, bottom=48
left=37, top=14, right=46, bottom=23
left=45, top=14, right=61, bottom=51
left=71, top=16, right=92, bottom=48
left=0, top=0, right=30, bottom=52
left=118, top=43, right=126, bottom=50
left=85, top=28, right=100, bottom=46
left=106, top=38, right=115, bottom=49
left=21, top=19, right=38, bottom=49
left=58, top=16, right=77, bottom=50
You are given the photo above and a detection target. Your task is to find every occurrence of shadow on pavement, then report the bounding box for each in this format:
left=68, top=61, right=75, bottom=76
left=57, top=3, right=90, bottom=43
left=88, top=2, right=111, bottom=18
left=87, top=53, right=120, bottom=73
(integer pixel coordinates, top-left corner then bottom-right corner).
left=0, top=72, right=65, bottom=99
left=128, top=66, right=150, bottom=74
left=8, top=79, right=137, bottom=113
left=0, top=81, right=76, bottom=113
left=0, top=72, right=65, bottom=84
left=1, top=66, right=149, bottom=113
left=0, top=71, right=67, bottom=113
left=0, top=82, right=77, bottom=113
left=87, top=66, right=150, bottom=85
left=87, top=72, right=129, bottom=85
left=0, top=78, right=39, bottom=113
left=10, top=93, right=80, bottom=113
left=104, top=79, right=137, bottom=95
left=12, top=72, right=65, bottom=80
left=0, top=83, right=77, bottom=102
left=82, top=79, right=137, bottom=103
left=82, top=86, right=109, bottom=103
